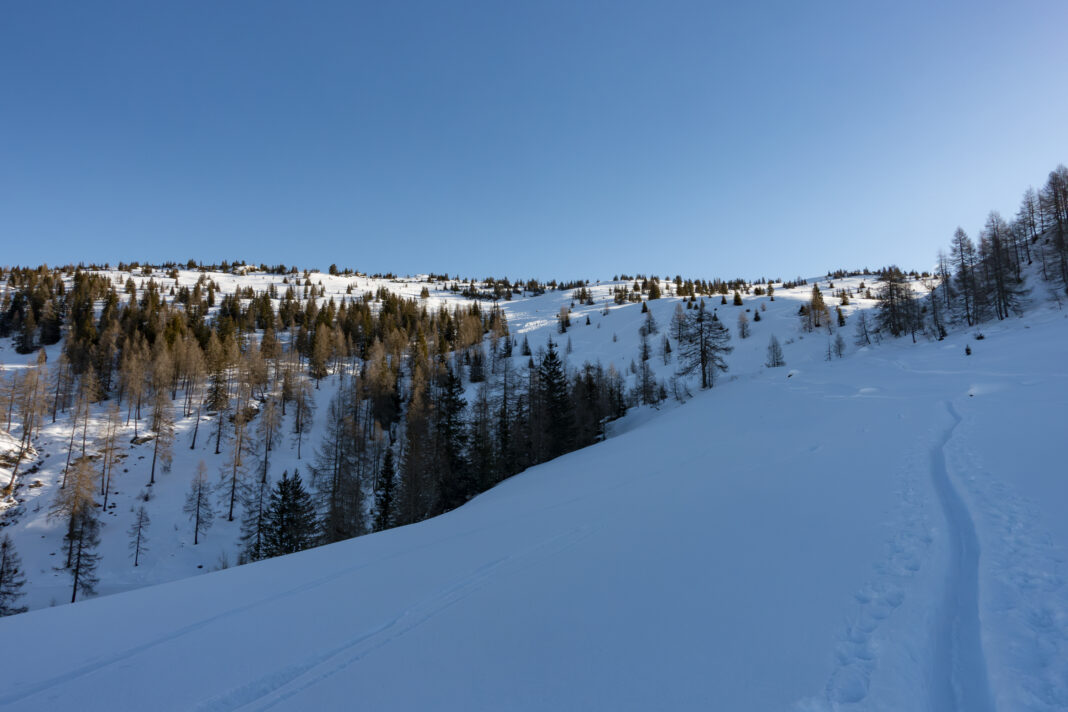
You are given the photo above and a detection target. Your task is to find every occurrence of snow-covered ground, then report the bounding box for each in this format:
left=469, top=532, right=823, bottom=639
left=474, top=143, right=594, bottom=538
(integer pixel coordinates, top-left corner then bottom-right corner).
left=1, top=267, right=1066, bottom=710
left=0, top=270, right=879, bottom=612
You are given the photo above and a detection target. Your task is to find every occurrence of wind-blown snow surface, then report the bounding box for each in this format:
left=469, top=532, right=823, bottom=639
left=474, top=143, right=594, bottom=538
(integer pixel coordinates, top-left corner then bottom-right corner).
left=1, top=293, right=1066, bottom=710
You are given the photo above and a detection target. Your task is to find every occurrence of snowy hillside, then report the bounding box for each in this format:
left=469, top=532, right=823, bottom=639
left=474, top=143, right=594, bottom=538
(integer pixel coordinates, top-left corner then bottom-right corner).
left=0, top=282, right=1065, bottom=710
left=0, top=268, right=882, bottom=611
left=2, top=263, right=1068, bottom=710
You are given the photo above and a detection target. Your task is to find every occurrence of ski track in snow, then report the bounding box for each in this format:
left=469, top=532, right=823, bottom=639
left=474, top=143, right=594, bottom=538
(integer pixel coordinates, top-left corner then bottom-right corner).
left=799, top=400, right=1001, bottom=712
left=945, top=412, right=1068, bottom=711
left=0, top=517, right=586, bottom=710
left=928, top=401, right=994, bottom=712
left=195, top=524, right=595, bottom=712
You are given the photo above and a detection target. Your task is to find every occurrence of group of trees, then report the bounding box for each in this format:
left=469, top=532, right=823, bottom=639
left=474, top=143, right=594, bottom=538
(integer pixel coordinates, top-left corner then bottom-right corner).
left=868, top=164, right=1068, bottom=345
left=0, top=264, right=648, bottom=610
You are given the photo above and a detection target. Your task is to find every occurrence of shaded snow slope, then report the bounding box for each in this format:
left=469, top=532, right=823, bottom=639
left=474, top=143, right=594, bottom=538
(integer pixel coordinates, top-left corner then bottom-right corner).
left=1, top=299, right=1065, bottom=710
left=0, top=270, right=881, bottom=612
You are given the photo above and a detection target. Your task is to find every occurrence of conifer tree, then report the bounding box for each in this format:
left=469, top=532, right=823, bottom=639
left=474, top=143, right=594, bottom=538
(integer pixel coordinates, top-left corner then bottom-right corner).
left=239, top=477, right=270, bottom=563
left=127, top=506, right=150, bottom=567
left=66, top=504, right=100, bottom=603
left=765, top=334, right=786, bottom=368
left=263, top=470, right=318, bottom=557
left=679, top=302, right=733, bottom=388
left=185, top=461, right=215, bottom=545
left=148, top=388, right=174, bottom=486
left=256, top=397, right=281, bottom=484
left=0, top=534, right=28, bottom=616
left=853, top=310, right=873, bottom=346
left=538, top=339, right=574, bottom=459
left=373, top=448, right=396, bottom=532
left=291, top=373, right=315, bottom=459
left=737, top=312, right=750, bottom=339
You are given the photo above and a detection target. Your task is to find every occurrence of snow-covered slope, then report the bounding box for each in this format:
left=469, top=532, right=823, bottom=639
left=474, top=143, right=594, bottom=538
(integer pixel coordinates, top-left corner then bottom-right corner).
left=0, top=270, right=877, bottom=611
left=1, top=287, right=1066, bottom=710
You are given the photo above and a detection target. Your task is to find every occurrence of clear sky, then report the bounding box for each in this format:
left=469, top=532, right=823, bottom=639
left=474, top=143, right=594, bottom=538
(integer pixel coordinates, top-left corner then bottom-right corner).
left=2, top=1, right=1066, bottom=281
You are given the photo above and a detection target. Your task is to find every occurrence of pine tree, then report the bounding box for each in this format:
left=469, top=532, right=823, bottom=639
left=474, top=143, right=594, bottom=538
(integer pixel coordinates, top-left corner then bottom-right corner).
left=127, top=506, right=150, bottom=567
left=185, top=461, right=215, bottom=545
left=373, top=448, right=396, bottom=532
left=16, top=307, right=37, bottom=354
left=875, top=267, right=917, bottom=338
left=263, top=470, right=318, bottom=558
left=0, top=534, right=28, bottom=616
left=434, top=365, right=470, bottom=512
left=538, top=339, right=574, bottom=459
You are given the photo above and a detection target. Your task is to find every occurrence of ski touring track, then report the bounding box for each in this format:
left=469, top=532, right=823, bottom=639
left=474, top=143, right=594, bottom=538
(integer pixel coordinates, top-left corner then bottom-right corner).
left=0, top=520, right=591, bottom=711
left=928, top=401, right=994, bottom=712
left=799, top=398, right=996, bottom=711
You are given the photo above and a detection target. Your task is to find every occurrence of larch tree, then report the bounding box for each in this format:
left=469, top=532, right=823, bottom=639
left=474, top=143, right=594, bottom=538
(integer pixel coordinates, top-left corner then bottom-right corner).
left=127, top=506, right=151, bottom=567
left=185, top=461, right=215, bottom=545
left=765, top=334, right=785, bottom=368
left=148, top=388, right=175, bottom=486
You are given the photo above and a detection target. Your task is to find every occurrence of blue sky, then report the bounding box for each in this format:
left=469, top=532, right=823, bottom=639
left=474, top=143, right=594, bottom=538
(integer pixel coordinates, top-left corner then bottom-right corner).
left=2, top=1, right=1066, bottom=280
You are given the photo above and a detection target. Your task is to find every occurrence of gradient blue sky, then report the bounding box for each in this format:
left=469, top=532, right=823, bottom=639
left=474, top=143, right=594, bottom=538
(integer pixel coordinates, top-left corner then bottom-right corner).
left=3, top=1, right=1066, bottom=280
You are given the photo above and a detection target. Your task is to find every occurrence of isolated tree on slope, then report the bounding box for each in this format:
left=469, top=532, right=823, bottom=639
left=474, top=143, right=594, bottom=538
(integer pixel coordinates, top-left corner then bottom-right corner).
left=737, top=311, right=750, bottom=339
left=679, top=301, right=733, bottom=389
left=127, top=506, right=151, bottom=567
left=765, top=334, right=786, bottom=368
left=0, top=534, right=28, bottom=616
left=185, top=461, right=215, bottom=545
left=148, top=388, right=174, bottom=486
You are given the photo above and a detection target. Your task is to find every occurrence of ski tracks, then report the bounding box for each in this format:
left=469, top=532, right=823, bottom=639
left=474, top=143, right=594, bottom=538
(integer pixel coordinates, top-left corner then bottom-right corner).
left=944, top=412, right=1068, bottom=711
left=195, top=523, right=596, bottom=712
left=797, top=400, right=997, bottom=711
left=928, top=401, right=994, bottom=712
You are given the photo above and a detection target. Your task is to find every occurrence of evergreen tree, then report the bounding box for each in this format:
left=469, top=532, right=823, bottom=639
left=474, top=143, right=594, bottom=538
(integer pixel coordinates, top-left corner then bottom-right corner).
left=433, top=365, right=470, bottom=512
left=0, top=534, right=28, bottom=616
left=16, top=307, right=37, bottom=354
left=263, top=470, right=318, bottom=557
left=875, top=267, right=918, bottom=338
left=373, top=448, right=396, bottom=532
left=538, top=339, right=574, bottom=459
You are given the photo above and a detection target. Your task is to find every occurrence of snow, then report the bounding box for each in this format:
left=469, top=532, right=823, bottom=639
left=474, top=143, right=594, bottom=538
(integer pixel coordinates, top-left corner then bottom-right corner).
left=2, top=270, right=1067, bottom=709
